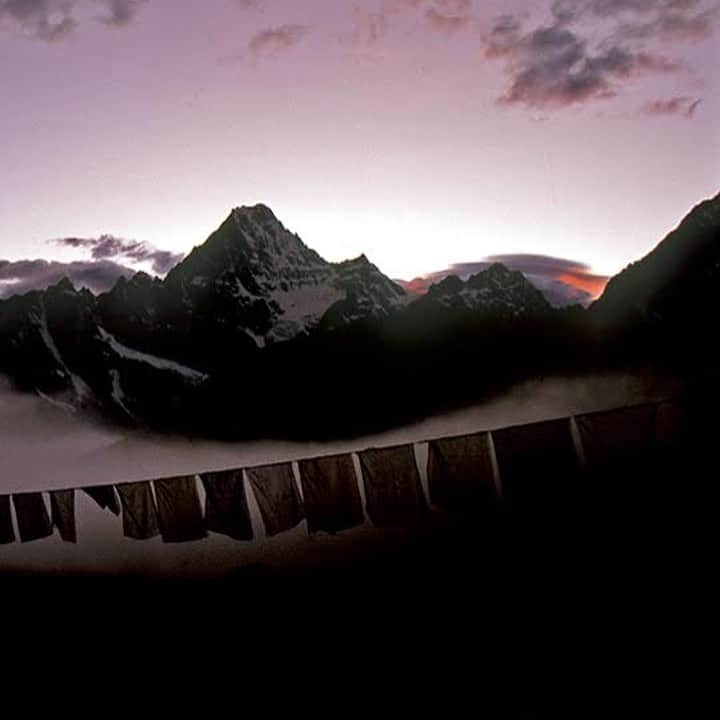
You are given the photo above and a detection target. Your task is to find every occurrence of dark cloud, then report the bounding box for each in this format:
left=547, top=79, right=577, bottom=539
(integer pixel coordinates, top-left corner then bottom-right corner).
left=399, top=254, right=609, bottom=307
left=483, top=13, right=524, bottom=58
left=0, top=0, right=77, bottom=42
left=485, top=0, right=717, bottom=110
left=586, top=0, right=707, bottom=18
left=0, top=258, right=133, bottom=298
left=616, top=5, right=718, bottom=42
left=586, top=0, right=664, bottom=16
left=0, top=0, right=146, bottom=41
left=2, top=231, right=180, bottom=299
left=552, top=0, right=708, bottom=22
left=51, top=234, right=183, bottom=274
left=642, top=94, right=702, bottom=115
left=249, top=23, right=308, bottom=54
left=97, top=0, right=144, bottom=27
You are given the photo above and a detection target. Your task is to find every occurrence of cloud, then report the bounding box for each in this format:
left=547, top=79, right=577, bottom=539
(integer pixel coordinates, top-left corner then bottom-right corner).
left=484, top=0, right=717, bottom=110
left=0, top=258, right=133, bottom=298
left=398, top=254, right=609, bottom=307
left=50, top=234, right=183, bottom=274
left=0, top=0, right=146, bottom=41
left=0, top=0, right=77, bottom=42
left=585, top=0, right=669, bottom=17
left=424, top=0, right=473, bottom=32
left=249, top=23, right=308, bottom=54
left=642, top=94, right=702, bottom=115
left=487, top=254, right=609, bottom=301
left=552, top=0, right=711, bottom=24
left=425, top=7, right=471, bottom=33
left=349, top=0, right=476, bottom=45
left=97, top=0, right=144, bottom=27
left=1, top=231, right=180, bottom=299
left=617, top=5, right=719, bottom=42
left=483, top=13, right=524, bottom=58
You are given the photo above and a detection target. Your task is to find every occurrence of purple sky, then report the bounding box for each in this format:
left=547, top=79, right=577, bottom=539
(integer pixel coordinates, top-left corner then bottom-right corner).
left=1, top=0, right=718, bottom=292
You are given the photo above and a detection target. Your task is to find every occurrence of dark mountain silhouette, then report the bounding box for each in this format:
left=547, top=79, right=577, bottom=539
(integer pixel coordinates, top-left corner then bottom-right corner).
left=593, top=192, right=720, bottom=323
left=590, top=191, right=720, bottom=367
left=418, top=263, right=551, bottom=316
left=0, top=194, right=716, bottom=438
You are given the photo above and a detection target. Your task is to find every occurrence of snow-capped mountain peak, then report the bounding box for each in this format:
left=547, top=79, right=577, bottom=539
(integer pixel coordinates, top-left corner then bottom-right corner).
left=137, top=205, right=407, bottom=345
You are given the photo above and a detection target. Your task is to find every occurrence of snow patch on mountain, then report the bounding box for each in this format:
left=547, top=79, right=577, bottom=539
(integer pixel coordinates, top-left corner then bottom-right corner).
left=98, top=327, right=208, bottom=384
left=268, top=283, right=346, bottom=343
left=109, top=369, right=136, bottom=420
left=31, top=304, right=94, bottom=403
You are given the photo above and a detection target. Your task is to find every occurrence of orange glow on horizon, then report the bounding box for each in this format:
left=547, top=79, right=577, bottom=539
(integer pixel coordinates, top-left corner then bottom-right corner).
left=400, top=266, right=610, bottom=300
left=556, top=272, right=608, bottom=299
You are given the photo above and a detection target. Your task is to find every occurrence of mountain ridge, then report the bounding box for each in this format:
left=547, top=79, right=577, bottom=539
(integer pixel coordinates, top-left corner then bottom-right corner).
left=0, top=193, right=716, bottom=439
left=591, top=192, right=720, bottom=330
